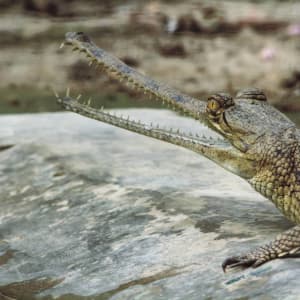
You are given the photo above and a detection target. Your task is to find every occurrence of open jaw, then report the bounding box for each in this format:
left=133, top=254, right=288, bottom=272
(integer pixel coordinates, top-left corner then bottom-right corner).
left=56, top=32, right=253, bottom=178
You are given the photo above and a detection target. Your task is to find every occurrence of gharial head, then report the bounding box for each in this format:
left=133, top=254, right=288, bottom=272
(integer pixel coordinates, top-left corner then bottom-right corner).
left=58, top=32, right=297, bottom=180
left=205, top=88, right=295, bottom=155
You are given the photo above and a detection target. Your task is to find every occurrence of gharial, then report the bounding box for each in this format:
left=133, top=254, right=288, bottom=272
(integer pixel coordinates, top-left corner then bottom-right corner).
left=57, top=32, right=300, bottom=272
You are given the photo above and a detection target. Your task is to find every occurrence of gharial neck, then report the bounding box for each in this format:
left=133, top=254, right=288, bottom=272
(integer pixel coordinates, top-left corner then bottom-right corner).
left=249, top=134, right=300, bottom=224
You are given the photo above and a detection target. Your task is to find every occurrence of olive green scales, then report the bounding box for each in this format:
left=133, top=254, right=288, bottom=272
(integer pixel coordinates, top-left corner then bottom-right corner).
left=57, top=32, right=300, bottom=272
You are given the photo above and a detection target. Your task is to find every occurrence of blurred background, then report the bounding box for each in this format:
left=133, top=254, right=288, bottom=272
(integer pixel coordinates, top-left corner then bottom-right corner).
left=0, top=0, right=299, bottom=116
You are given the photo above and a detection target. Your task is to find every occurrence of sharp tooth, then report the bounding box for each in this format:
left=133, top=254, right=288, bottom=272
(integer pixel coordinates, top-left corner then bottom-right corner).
left=66, top=87, right=70, bottom=97
left=59, top=42, right=65, bottom=49
left=87, top=98, right=92, bottom=106
left=76, top=94, right=82, bottom=100
left=89, top=61, right=93, bottom=66
left=52, top=87, right=59, bottom=98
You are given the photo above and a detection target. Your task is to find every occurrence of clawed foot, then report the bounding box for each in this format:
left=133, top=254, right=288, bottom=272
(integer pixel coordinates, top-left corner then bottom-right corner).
left=222, top=255, right=266, bottom=272
left=222, top=226, right=300, bottom=272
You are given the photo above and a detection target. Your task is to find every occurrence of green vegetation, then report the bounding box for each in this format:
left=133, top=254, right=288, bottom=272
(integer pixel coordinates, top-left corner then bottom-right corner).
left=0, top=86, right=163, bottom=114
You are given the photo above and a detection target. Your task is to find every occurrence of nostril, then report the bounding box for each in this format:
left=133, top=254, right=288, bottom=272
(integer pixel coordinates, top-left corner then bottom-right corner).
left=75, top=32, right=91, bottom=43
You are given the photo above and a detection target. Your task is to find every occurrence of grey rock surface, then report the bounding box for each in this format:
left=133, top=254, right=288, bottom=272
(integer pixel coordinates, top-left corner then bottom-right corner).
left=0, top=110, right=299, bottom=300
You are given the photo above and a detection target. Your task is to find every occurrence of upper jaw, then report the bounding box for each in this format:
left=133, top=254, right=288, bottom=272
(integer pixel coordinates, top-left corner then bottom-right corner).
left=62, top=31, right=210, bottom=127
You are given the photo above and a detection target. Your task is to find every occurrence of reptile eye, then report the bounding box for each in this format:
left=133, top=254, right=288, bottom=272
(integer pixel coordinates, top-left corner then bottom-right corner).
left=207, top=99, right=220, bottom=113
left=206, top=93, right=234, bottom=117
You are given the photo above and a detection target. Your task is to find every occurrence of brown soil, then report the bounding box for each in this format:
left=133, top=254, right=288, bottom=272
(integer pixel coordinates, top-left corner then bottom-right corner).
left=0, top=0, right=299, bottom=112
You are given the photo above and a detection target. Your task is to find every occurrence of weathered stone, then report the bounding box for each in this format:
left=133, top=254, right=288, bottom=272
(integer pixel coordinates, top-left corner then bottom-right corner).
left=0, top=110, right=299, bottom=299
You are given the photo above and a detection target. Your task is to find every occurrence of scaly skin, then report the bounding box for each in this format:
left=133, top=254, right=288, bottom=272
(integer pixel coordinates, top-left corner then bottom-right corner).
left=57, top=32, right=300, bottom=272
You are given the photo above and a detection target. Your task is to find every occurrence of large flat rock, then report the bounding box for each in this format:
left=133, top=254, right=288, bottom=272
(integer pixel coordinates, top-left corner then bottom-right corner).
left=0, top=110, right=298, bottom=300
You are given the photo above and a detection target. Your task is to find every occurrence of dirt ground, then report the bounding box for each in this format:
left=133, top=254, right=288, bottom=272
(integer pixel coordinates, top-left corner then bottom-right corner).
left=0, top=0, right=299, bottom=113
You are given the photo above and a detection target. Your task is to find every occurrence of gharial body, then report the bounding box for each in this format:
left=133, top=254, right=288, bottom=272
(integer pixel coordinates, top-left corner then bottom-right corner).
left=57, top=32, right=300, bottom=272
